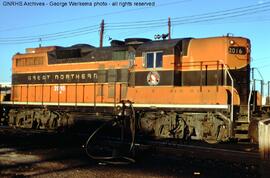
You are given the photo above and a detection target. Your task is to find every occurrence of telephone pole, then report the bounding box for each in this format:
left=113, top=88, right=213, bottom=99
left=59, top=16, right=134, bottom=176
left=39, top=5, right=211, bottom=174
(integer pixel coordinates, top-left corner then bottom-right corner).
left=99, top=19, right=104, bottom=48
left=168, top=17, right=171, bottom=40
left=39, top=38, right=42, bottom=47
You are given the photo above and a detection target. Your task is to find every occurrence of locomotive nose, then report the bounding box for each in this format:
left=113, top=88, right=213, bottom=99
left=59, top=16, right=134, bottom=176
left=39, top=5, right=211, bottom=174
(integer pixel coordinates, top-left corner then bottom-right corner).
left=227, top=37, right=250, bottom=64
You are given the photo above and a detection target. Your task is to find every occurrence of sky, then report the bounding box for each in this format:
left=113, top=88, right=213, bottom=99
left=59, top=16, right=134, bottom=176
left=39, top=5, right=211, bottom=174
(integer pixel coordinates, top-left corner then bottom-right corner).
left=0, top=0, right=270, bottom=93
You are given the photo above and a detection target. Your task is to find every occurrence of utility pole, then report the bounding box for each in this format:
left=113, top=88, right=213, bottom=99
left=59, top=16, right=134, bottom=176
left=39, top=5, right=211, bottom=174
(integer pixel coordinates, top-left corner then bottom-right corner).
left=168, top=17, right=171, bottom=40
left=39, top=38, right=42, bottom=47
left=99, top=19, right=104, bottom=48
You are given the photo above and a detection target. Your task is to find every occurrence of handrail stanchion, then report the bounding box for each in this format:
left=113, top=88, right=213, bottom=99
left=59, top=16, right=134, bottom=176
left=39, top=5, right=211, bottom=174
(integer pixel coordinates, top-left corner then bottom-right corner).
left=253, top=80, right=256, bottom=111
left=261, top=80, right=264, bottom=98
left=219, top=60, right=234, bottom=138
left=247, top=80, right=253, bottom=123
left=221, top=64, right=224, bottom=85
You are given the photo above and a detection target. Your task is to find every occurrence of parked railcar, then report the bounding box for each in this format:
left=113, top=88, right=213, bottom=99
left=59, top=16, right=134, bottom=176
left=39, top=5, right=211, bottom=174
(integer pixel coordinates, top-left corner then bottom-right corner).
left=0, top=83, right=11, bottom=102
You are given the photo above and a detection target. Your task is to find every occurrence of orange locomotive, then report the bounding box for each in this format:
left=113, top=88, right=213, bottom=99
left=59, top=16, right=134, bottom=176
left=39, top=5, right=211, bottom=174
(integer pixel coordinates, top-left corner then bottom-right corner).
left=1, top=35, right=256, bottom=143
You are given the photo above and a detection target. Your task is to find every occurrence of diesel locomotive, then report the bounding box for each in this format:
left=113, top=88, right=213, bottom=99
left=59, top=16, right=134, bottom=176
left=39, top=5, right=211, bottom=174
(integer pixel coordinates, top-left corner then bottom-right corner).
left=0, top=35, right=264, bottom=144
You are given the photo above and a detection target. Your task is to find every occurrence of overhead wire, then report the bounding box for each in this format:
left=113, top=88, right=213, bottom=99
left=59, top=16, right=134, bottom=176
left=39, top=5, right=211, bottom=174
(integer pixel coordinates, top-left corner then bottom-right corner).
left=106, top=8, right=270, bottom=30
left=172, top=8, right=270, bottom=26
left=0, top=30, right=99, bottom=43
left=0, top=0, right=190, bottom=44
left=1, top=1, right=270, bottom=44
left=8, top=1, right=269, bottom=36
left=0, top=0, right=191, bottom=33
left=251, top=57, right=270, bottom=69
left=192, top=16, right=270, bottom=25
left=107, top=2, right=270, bottom=29
left=0, top=29, right=99, bottom=44
left=252, top=56, right=270, bottom=63
left=0, top=25, right=98, bottom=40
left=108, top=2, right=270, bottom=26
left=253, top=63, right=270, bottom=69
left=109, top=12, right=270, bottom=38
left=171, top=2, right=270, bottom=21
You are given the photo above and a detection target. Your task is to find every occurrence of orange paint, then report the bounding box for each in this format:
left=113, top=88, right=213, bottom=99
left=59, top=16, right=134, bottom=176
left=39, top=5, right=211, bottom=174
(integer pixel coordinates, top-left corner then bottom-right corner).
left=11, top=36, right=250, bottom=107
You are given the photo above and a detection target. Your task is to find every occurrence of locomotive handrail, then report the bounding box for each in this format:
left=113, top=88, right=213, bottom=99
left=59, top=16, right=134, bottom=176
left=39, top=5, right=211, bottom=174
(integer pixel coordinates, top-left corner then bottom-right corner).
left=247, top=80, right=253, bottom=123
left=181, top=59, right=234, bottom=123
left=184, top=59, right=234, bottom=136
left=180, top=61, right=223, bottom=68
left=218, top=60, right=234, bottom=126
left=217, top=60, right=234, bottom=138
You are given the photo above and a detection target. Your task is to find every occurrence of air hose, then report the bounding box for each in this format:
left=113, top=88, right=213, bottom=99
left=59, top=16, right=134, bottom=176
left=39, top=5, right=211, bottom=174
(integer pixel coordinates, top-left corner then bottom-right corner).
left=84, top=100, right=136, bottom=165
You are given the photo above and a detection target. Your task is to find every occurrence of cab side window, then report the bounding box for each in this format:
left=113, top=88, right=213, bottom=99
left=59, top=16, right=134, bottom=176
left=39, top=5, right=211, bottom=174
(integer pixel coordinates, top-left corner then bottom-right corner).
left=145, top=51, right=163, bottom=68
left=146, top=53, right=154, bottom=68
left=156, top=52, right=163, bottom=68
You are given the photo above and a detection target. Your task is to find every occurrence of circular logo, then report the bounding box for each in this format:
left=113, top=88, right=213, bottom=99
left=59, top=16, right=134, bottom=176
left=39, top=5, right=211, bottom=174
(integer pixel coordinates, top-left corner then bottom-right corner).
left=147, top=71, right=160, bottom=86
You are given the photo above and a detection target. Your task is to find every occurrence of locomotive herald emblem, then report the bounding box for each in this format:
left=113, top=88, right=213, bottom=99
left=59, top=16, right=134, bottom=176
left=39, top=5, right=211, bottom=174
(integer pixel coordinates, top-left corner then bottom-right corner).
left=147, top=71, right=160, bottom=86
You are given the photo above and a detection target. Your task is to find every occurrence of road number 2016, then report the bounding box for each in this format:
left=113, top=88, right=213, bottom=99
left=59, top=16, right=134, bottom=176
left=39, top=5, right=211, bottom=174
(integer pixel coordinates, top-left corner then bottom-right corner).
left=228, top=47, right=246, bottom=55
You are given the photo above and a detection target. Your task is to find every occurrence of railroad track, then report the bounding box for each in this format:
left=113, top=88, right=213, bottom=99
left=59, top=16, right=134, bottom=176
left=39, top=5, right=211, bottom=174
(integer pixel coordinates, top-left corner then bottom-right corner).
left=0, top=126, right=261, bottom=165
left=0, top=126, right=58, bottom=134
left=145, top=140, right=260, bottom=164
left=86, top=135, right=261, bottom=165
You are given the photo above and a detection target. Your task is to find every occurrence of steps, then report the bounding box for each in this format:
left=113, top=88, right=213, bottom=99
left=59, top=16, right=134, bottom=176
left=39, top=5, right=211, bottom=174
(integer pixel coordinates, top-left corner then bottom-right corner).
left=234, top=117, right=250, bottom=141
left=234, top=106, right=250, bottom=141
left=235, top=123, right=249, bottom=131
left=234, top=133, right=249, bottom=140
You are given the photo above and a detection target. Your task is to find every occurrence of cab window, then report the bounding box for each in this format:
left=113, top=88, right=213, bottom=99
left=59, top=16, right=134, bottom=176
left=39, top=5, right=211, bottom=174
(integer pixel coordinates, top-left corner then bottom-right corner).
left=146, top=51, right=163, bottom=68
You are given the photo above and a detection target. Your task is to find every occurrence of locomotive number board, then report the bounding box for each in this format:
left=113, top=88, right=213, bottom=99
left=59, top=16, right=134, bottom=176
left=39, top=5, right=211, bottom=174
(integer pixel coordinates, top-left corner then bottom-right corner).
left=228, top=46, right=247, bottom=55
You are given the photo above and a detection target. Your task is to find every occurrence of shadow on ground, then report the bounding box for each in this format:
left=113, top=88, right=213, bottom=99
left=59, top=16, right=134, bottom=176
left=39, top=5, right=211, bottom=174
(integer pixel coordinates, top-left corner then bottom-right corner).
left=0, top=129, right=261, bottom=178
